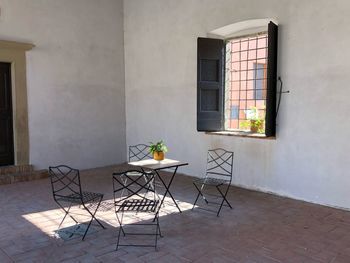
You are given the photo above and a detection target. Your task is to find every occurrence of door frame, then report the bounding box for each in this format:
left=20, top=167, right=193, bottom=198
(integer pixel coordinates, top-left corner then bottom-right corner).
left=0, top=40, right=34, bottom=165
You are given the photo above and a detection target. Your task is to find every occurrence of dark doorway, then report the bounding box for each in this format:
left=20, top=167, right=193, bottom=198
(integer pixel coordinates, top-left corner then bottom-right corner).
left=0, top=62, right=14, bottom=166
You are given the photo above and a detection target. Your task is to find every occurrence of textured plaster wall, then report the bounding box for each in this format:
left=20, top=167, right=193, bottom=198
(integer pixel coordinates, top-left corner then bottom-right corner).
left=124, top=0, right=350, bottom=209
left=0, top=0, right=126, bottom=169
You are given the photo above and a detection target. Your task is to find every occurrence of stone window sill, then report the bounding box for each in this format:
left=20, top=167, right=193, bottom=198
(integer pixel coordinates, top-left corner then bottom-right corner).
left=205, top=130, right=276, bottom=140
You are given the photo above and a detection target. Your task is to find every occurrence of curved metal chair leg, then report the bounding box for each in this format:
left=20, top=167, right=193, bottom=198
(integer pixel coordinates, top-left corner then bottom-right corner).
left=216, top=185, right=232, bottom=216
left=116, top=211, right=124, bottom=250
left=57, top=202, right=78, bottom=229
left=81, top=197, right=105, bottom=240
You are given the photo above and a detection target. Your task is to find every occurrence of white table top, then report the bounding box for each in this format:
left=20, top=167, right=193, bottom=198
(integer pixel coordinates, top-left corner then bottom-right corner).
left=128, top=158, right=188, bottom=171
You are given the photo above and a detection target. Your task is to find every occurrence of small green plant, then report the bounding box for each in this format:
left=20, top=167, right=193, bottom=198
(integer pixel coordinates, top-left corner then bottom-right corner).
left=251, top=119, right=264, bottom=133
left=149, top=140, right=168, bottom=154
left=239, top=120, right=251, bottom=130
left=240, top=107, right=265, bottom=133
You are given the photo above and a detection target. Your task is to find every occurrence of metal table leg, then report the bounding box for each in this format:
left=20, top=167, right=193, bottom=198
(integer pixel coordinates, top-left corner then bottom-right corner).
left=154, top=166, right=182, bottom=219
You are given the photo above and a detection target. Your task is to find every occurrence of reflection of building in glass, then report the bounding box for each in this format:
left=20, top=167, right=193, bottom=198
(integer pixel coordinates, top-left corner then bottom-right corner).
left=225, top=33, right=268, bottom=131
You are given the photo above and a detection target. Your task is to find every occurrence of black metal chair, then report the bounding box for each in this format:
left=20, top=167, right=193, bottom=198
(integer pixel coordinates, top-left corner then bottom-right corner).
left=49, top=165, right=105, bottom=240
left=113, top=170, right=161, bottom=250
left=124, top=144, right=161, bottom=200
left=192, top=149, right=234, bottom=217
left=129, top=144, right=152, bottom=161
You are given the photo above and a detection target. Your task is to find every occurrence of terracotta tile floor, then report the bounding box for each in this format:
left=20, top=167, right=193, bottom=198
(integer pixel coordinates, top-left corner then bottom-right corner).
left=1, top=164, right=350, bottom=262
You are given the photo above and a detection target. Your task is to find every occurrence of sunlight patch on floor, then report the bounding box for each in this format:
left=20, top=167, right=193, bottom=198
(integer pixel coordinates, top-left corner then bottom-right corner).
left=22, top=196, right=194, bottom=237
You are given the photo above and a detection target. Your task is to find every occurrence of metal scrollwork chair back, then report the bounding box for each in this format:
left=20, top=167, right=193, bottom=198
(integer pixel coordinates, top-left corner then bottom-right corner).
left=129, top=144, right=152, bottom=162
left=126, top=144, right=161, bottom=199
left=49, top=165, right=105, bottom=240
left=192, top=148, right=234, bottom=217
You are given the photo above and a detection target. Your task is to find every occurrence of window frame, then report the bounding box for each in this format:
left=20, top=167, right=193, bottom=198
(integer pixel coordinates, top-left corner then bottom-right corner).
left=197, top=21, right=278, bottom=138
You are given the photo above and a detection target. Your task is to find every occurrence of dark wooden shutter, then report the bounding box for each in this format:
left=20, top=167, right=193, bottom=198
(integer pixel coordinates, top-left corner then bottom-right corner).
left=197, top=37, right=225, bottom=131
left=265, top=22, right=278, bottom=137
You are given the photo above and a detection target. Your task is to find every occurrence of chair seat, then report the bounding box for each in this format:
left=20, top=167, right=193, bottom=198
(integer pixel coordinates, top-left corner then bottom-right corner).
left=117, top=199, right=159, bottom=213
left=56, top=191, right=103, bottom=204
left=126, top=171, right=143, bottom=176
left=123, top=170, right=153, bottom=176
left=124, top=171, right=157, bottom=188
left=194, top=177, right=230, bottom=186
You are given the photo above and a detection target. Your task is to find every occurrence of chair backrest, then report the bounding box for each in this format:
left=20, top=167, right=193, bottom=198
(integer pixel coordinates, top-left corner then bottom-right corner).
left=128, top=144, right=152, bottom=162
left=49, top=165, right=82, bottom=201
left=112, top=170, right=156, bottom=206
left=206, top=148, right=234, bottom=181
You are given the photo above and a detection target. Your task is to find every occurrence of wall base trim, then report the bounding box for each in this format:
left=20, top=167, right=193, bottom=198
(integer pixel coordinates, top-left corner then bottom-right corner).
left=0, top=164, right=48, bottom=185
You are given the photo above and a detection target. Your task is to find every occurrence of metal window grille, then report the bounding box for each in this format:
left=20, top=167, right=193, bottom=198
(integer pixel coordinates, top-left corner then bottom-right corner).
left=225, top=33, right=268, bottom=131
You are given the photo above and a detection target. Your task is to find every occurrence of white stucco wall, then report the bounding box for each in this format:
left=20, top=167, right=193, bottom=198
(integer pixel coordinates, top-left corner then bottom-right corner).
left=124, top=0, right=350, bottom=209
left=0, top=0, right=126, bottom=169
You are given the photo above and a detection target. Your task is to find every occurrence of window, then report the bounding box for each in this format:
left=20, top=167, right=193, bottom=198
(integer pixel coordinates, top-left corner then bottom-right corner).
left=225, top=33, right=268, bottom=132
left=197, top=21, right=278, bottom=137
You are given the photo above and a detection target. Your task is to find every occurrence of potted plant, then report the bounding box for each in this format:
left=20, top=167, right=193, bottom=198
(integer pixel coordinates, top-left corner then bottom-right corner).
left=250, top=118, right=263, bottom=133
left=245, top=107, right=264, bottom=133
left=149, top=140, right=168, bottom=161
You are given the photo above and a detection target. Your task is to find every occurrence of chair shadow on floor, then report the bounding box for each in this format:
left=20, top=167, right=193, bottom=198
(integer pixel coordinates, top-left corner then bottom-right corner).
left=54, top=222, right=100, bottom=241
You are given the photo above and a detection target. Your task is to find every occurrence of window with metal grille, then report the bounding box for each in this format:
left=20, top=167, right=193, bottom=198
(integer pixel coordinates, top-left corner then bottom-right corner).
left=197, top=21, right=278, bottom=137
left=225, top=33, right=268, bottom=133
